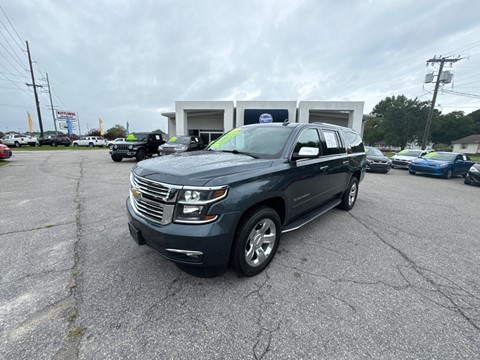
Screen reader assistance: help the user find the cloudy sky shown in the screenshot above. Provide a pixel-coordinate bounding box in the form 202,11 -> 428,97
1,0 -> 479,135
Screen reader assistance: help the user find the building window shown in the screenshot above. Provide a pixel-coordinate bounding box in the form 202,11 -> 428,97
461,144 -> 467,149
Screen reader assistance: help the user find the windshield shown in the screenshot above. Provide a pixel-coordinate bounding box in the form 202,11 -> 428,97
366,147 -> 384,156
167,136 -> 191,145
208,125 -> 293,159
127,133 -> 149,142
397,149 -> 423,157
423,152 -> 456,161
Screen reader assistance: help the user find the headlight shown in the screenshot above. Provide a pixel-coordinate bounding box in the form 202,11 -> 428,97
128,145 -> 133,150
175,186 -> 228,223
158,145 -> 164,150
470,166 -> 479,173
436,163 -> 448,168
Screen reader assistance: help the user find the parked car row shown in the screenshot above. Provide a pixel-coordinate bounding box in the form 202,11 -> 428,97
366,146 -> 479,187
1,134 -> 37,147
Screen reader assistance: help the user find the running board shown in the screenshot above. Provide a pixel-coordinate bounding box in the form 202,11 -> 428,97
282,198 -> 341,233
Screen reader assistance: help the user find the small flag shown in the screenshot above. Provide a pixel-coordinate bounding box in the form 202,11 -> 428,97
126,121 -> 129,135
99,118 -> 104,136
27,112 -> 33,133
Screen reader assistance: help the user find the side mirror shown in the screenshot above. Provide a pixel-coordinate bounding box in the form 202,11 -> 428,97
293,147 -> 319,160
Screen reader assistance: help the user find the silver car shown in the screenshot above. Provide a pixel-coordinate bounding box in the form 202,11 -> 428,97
391,149 -> 432,169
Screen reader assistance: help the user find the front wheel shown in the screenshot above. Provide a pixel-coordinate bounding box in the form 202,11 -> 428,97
338,177 -> 358,211
136,149 -> 146,162
232,206 -> 281,276
111,155 -> 122,162
409,170 -> 416,175
444,169 -> 453,179
14,141 -> 20,147
73,143 -> 78,147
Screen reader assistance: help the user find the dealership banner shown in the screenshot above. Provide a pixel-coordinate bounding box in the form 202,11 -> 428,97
56,110 -> 78,133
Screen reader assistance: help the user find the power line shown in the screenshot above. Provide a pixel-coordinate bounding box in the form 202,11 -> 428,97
0,47 -> 26,76
0,3 -> 25,49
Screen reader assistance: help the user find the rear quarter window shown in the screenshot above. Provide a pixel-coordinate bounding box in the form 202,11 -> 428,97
344,130 -> 365,153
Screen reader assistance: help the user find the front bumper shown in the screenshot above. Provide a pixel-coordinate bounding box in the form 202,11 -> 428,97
126,198 -> 238,268
391,160 -> 412,169
366,162 -> 391,173
0,150 -> 12,159
465,172 -> 480,186
110,150 -> 136,158
409,164 -> 446,176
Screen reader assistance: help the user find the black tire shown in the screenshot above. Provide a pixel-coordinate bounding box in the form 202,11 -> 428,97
464,177 -> 470,184
409,170 -> 415,175
111,155 -> 122,162
14,141 -> 20,147
338,177 -> 358,211
73,143 -> 78,147
444,169 -> 453,179
232,206 -> 281,276
136,149 -> 146,162
52,142 -> 57,147
89,143 -> 94,147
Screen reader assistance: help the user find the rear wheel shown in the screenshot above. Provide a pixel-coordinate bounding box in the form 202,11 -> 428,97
73,143 -> 78,147
89,142 -> 94,147
52,142 -> 57,147
136,149 -> 146,162
232,206 -> 281,276
338,177 -> 358,210
111,155 -> 122,162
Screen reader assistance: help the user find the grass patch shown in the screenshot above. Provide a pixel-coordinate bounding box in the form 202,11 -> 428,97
68,310 -> 78,322
68,326 -> 85,337
0,160 -> 9,166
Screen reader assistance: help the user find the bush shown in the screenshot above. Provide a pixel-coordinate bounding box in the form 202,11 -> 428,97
433,143 -> 453,152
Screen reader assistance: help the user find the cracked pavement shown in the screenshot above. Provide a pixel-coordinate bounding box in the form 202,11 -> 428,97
1,150 -> 479,359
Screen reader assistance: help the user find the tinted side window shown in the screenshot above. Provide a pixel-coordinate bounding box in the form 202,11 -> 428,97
321,130 -> 346,155
293,128 -> 321,155
344,130 -> 365,153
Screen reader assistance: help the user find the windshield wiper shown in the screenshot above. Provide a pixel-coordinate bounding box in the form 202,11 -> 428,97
215,149 -> 258,159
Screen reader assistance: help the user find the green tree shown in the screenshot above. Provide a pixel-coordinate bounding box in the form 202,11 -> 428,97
88,129 -> 101,136
466,109 -> 480,133
104,124 -> 127,140
430,111 -> 475,144
362,117 -> 385,146
371,95 -> 431,149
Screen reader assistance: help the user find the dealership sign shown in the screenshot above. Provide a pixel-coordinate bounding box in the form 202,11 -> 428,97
56,110 -> 77,134
259,113 -> 273,123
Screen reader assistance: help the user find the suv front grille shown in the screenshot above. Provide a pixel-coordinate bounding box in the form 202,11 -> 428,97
116,144 -> 130,151
130,173 -> 180,225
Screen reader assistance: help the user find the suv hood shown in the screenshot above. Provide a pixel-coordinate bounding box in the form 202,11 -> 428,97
133,151 -> 274,186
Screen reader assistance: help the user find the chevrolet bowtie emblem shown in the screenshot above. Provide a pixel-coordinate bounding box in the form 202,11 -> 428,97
131,188 -> 141,199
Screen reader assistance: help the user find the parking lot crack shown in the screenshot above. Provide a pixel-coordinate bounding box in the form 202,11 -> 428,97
0,221 -> 77,236
54,156 -> 85,360
350,212 -> 480,332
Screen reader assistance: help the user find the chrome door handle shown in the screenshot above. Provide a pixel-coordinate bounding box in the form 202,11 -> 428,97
343,161 -> 349,165
320,166 -> 329,172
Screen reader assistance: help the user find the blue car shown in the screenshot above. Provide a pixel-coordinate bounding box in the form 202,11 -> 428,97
408,151 -> 475,179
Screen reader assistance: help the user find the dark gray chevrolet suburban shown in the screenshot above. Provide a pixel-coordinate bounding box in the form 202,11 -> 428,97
126,122 -> 367,276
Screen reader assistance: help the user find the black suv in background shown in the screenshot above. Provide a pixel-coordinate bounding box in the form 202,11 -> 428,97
38,134 -> 71,147
158,135 -> 206,156
127,122 -> 367,277
110,132 -> 165,162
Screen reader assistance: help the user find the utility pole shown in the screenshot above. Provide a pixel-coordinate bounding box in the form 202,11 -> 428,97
45,73 -> 58,135
25,41 -> 44,138
421,56 -> 462,149
77,112 -> 82,136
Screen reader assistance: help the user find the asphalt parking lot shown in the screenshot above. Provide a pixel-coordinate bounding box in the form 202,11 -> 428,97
1,150 -> 479,359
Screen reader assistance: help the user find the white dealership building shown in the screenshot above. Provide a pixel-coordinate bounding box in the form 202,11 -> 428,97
162,100 -> 368,143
